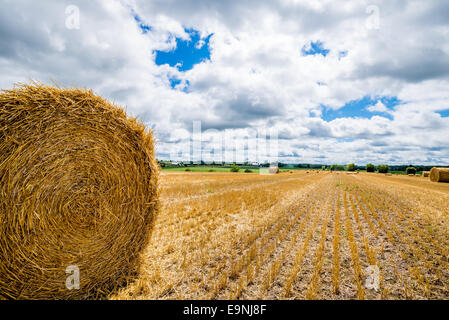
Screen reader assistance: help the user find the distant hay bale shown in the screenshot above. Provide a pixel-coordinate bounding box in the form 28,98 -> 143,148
385,173 -> 392,176
430,167 -> 449,183
0,83 -> 159,299
269,166 -> 280,174
422,171 -> 430,178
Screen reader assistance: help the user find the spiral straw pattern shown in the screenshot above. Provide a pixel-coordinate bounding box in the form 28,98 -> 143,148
430,167 -> 449,183
0,83 -> 159,299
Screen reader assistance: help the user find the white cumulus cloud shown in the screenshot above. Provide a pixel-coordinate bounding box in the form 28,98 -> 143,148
1,0 -> 449,165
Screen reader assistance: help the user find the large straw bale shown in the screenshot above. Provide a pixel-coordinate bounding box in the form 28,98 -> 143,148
269,166 -> 279,174
430,167 -> 449,183
0,83 -> 159,299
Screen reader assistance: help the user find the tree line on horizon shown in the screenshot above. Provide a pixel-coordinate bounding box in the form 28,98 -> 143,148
324,163 -> 438,174
158,160 -> 444,173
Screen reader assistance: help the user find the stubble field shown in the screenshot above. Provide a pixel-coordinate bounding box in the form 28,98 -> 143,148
113,171 -> 449,300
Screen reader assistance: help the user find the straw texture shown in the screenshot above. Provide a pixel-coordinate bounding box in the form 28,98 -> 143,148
0,83 -> 159,299
269,167 -> 280,174
430,167 -> 449,183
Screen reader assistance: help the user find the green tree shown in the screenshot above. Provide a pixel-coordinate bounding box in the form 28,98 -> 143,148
230,164 -> 240,172
330,164 -> 345,171
346,163 -> 356,171
366,163 -> 375,172
406,167 -> 417,175
377,164 -> 389,173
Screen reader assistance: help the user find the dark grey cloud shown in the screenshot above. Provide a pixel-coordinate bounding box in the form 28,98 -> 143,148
279,151 -> 300,158
406,0 -> 449,27
205,93 -> 284,129
196,119 -> 250,131
371,140 -> 389,147
424,146 -> 444,151
0,0 -> 141,88
278,129 -> 298,140
136,0 -> 267,33
110,87 -> 140,102
357,48 -> 449,83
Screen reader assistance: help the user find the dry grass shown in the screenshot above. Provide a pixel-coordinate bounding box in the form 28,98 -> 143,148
0,83 -> 159,299
112,171 -> 449,300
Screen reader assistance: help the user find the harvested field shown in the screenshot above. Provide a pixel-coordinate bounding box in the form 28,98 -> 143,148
113,171 -> 449,300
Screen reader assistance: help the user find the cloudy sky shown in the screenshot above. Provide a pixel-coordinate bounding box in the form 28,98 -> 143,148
1,0 -> 449,165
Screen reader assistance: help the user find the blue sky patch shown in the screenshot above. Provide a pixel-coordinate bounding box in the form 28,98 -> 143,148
169,78 -> 181,88
155,29 -> 213,71
169,78 -> 190,92
436,109 -> 449,117
134,15 -> 151,34
338,51 -> 348,59
321,96 -> 402,121
130,8 -> 152,34
302,41 -> 330,57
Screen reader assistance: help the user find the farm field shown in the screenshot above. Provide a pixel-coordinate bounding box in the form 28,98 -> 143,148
162,166 -> 238,172
113,171 -> 449,300
161,166 -> 295,173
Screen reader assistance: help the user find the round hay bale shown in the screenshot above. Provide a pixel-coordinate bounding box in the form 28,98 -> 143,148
0,83 -> 159,299
269,166 -> 279,174
430,167 -> 449,183
422,171 -> 430,178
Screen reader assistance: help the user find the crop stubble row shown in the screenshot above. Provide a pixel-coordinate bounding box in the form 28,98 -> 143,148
113,172 -> 449,300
